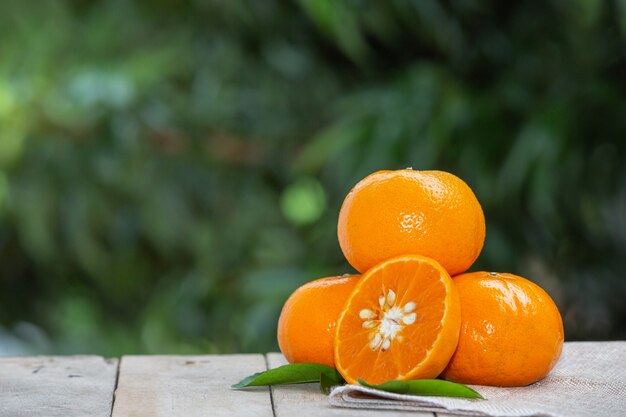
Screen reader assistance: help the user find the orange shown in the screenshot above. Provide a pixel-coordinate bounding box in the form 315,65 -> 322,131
441,271 -> 564,386
337,169 -> 485,276
334,255 -> 461,384
277,274 -> 360,367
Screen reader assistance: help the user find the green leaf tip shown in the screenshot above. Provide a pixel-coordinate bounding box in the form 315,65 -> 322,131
358,378 -> 484,399
231,371 -> 264,389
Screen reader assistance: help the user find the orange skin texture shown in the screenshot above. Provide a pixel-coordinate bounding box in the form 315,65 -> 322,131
334,255 -> 461,385
441,272 -> 564,387
338,169 -> 486,276
277,275 -> 361,367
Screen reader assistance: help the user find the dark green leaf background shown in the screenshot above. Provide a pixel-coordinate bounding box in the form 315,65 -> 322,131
0,0 -> 625,355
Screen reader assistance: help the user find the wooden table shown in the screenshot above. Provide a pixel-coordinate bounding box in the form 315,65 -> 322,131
0,352 -> 435,417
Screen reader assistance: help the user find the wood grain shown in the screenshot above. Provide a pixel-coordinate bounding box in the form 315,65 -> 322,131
0,356 -> 118,417
111,354 -> 273,417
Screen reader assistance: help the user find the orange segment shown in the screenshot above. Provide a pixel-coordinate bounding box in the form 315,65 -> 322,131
334,255 -> 461,385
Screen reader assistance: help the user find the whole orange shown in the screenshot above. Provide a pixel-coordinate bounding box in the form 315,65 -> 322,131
441,271 -> 564,386
277,274 -> 360,367
338,169 -> 485,275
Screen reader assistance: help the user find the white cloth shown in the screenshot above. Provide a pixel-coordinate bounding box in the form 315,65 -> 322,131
329,341 -> 626,417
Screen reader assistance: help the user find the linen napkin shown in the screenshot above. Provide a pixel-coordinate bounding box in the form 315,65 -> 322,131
329,341 -> 626,417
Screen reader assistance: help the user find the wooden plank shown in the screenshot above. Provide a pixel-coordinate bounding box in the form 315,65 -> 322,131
0,355 -> 118,417
266,353 -> 435,417
111,354 -> 273,417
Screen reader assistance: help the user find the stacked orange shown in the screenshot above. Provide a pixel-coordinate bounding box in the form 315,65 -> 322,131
277,169 -> 564,387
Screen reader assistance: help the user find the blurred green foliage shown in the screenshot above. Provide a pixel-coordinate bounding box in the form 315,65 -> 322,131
1,0 -> 625,355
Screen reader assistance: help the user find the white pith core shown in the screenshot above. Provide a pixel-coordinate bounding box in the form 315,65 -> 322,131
359,289 -> 417,352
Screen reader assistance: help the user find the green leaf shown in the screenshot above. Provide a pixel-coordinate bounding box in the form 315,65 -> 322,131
232,363 -> 344,389
358,378 -> 484,399
320,370 -> 345,395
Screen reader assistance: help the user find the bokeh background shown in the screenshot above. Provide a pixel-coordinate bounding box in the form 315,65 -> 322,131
1,0 -> 625,356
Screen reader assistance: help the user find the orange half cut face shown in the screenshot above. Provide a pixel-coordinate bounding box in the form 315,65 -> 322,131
334,255 -> 461,385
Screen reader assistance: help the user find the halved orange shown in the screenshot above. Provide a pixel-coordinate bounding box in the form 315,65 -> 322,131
334,255 -> 461,384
